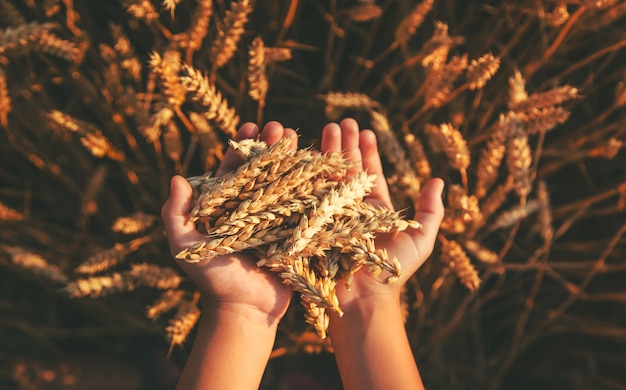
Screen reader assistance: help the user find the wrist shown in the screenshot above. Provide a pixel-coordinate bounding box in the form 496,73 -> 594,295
329,292 -> 403,333
200,298 -> 282,330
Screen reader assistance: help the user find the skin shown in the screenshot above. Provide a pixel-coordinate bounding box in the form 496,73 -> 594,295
322,118 -> 444,390
162,119 -> 445,390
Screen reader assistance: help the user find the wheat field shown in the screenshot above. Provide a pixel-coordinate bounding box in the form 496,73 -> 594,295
1,1 -> 625,389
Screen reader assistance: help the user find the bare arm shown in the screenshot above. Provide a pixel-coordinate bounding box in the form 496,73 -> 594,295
321,119 -> 445,390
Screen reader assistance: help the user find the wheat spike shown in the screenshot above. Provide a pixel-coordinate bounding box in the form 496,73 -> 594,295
475,114 -> 509,199
439,236 -> 480,292
0,22 -> 53,57
181,64 -> 240,137
347,4 -> 383,22
536,181 -> 554,243
189,111 -> 224,170
76,243 -> 130,275
441,184 -> 482,234
125,0 -> 159,23
323,92 -> 378,119
425,122 -> 470,171
404,133 -> 431,180
149,50 -> 187,109
163,0 -> 182,18
463,240 -> 499,264
37,32 -> 82,63
0,0 -> 26,27
480,178 -> 514,222
248,37 -> 268,101
264,47 -> 292,63
508,70 -> 528,107
167,296 -> 201,353
186,0 -> 213,54
66,273 -> 132,298
524,106 -> 571,135
143,105 -> 174,143
3,246 -> 67,284
394,0 -> 434,46
80,131 -> 125,162
511,85 -> 578,112
506,118 -> 532,199
490,200 -> 540,231
110,24 -> 142,81
147,289 -> 185,320
210,0 -> 253,69
466,53 -> 500,90
112,212 -> 157,235
0,66 -> 10,127
303,301 -> 330,339
424,55 -> 468,108
421,22 -> 462,71
0,201 -> 24,221
126,263 -> 182,290
544,3 -> 569,27
163,121 -> 183,164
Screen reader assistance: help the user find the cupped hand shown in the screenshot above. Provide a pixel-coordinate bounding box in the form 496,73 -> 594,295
320,118 -> 445,313
161,122 -> 297,326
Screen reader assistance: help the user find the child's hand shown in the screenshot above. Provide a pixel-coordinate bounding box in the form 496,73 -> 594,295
320,118 -> 445,316
161,122 -> 297,326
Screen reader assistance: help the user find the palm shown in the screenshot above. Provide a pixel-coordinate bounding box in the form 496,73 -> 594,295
320,119 -> 444,313
162,122 -> 297,323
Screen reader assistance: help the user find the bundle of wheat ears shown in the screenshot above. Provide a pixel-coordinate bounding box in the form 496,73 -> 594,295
178,136 -> 421,337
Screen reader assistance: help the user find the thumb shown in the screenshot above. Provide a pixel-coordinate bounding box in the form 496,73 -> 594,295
161,175 -> 203,254
410,178 -> 445,259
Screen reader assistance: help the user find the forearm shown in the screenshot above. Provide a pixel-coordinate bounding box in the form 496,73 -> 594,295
176,303 -> 278,390
329,297 -> 424,390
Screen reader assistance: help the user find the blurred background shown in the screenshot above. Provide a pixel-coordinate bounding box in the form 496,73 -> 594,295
1,0 -> 625,389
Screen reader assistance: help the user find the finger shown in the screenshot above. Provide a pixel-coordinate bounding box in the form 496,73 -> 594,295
321,122 -> 342,154
410,178 -> 445,258
260,121 -> 286,145
161,175 -> 206,255
359,129 -> 393,209
283,127 -> 299,150
216,122 -> 259,176
340,118 -> 362,178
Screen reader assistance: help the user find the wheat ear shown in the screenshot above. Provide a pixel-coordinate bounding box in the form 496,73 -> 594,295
210,0 -> 253,69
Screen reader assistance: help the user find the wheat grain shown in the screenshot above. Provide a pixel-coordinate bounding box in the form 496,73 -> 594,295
210,0 -> 253,69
